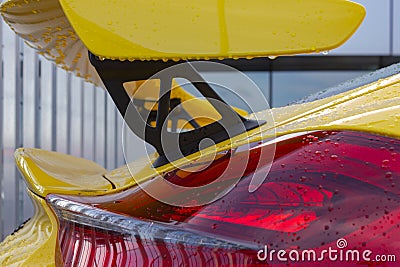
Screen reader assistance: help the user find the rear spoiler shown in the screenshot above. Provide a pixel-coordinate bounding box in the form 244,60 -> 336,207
1,0 -> 365,85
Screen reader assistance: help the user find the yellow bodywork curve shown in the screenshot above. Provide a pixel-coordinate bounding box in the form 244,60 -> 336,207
0,191 -> 57,267
15,148 -> 113,197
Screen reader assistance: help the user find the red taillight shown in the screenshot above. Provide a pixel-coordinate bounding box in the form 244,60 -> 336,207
49,197 -> 259,266
48,131 -> 400,266
57,221 -> 258,266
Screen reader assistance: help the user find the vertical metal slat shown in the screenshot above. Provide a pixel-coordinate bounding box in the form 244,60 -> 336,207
34,54 -> 41,148
14,37 -> 23,225
93,85 -> 97,162
80,80 -> 84,158
51,64 -> 57,151
269,71 -> 273,107
0,20 -> 4,239
66,73 -> 72,154
104,90 -> 108,169
390,0 -> 394,55
114,108 -> 118,169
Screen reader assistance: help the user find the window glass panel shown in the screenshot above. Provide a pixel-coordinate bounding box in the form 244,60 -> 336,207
272,71 -> 368,107
200,71 -> 270,113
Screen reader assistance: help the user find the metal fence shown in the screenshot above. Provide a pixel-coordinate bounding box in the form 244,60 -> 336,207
0,21 -> 127,239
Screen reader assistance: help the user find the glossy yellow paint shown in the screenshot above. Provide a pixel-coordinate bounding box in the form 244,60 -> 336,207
0,190 -> 57,267
15,148 -> 113,197
58,0 -> 365,61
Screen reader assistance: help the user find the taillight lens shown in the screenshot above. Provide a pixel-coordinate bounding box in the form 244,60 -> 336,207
51,201 -> 257,266
48,131 -> 400,266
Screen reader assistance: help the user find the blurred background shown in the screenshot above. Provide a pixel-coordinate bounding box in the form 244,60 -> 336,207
0,0 -> 399,239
